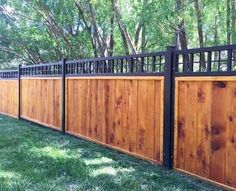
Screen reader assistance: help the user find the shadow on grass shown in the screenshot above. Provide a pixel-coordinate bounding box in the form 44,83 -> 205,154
0,115 -> 224,191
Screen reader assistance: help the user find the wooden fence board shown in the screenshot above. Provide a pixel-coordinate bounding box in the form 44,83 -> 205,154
121,80 -> 129,151
196,81 -> 211,178
66,79 -> 73,132
137,80 -> 147,156
184,81 -> 198,174
154,80 -> 163,162
175,81 -> 186,169
98,80 -> 106,143
225,82 -> 236,187
145,80 -> 155,159
210,81 -> 227,184
127,80 -> 138,153
105,80 -> 116,146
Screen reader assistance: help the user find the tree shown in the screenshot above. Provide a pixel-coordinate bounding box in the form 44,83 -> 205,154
175,0 -> 188,49
194,0 -> 206,69
0,0 -> 235,68
111,0 -> 137,54
231,0 -> 236,43
227,0 -> 231,44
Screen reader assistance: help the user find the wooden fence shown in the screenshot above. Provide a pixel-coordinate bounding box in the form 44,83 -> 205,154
0,44 -> 236,190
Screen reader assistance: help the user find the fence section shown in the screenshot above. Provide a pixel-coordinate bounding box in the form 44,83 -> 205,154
0,45 -> 236,190
66,76 -> 164,163
21,78 -> 62,129
174,44 -> 236,189
0,79 -> 18,117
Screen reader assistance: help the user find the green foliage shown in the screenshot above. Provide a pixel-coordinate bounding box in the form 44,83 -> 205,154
0,0 -> 233,68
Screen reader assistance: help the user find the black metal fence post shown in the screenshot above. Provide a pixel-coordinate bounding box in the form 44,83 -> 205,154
163,45 -> 175,169
18,64 -> 22,119
61,58 -> 66,134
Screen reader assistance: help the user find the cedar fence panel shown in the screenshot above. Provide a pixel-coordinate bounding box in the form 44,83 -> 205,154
66,76 -> 164,164
174,77 -> 236,189
20,78 -> 61,130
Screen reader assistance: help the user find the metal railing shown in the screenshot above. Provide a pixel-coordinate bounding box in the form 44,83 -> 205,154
66,52 -> 165,76
21,62 -> 62,77
175,44 -> 236,76
0,70 -> 18,79
1,44 -> 236,79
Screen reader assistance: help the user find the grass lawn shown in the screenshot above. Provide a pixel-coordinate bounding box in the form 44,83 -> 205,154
0,114 -> 224,191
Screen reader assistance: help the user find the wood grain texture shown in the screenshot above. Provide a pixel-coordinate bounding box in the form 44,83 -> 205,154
225,82 -> 236,187
210,81 -> 227,184
0,80 -> 18,117
196,81 -> 211,178
66,77 -> 164,163
21,78 -> 61,129
174,77 -> 236,189
184,81 -> 198,174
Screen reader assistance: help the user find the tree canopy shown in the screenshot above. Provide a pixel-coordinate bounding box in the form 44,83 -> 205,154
0,0 -> 235,68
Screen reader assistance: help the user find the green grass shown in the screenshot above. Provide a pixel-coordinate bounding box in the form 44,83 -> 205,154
0,114 -> 224,191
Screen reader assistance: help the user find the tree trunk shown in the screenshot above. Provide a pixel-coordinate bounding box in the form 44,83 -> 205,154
214,16 -> 219,61
87,1 -> 107,57
214,16 -> 218,46
134,21 -> 142,49
141,24 -> 146,52
75,1 -> 98,57
231,0 -> 236,43
194,0 -> 204,48
178,20 -> 188,49
141,0 -> 147,52
175,0 -> 188,50
194,0 -> 206,70
111,0 -> 137,54
231,0 -> 236,63
107,14 -> 115,72
227,0 -> 231,44
108,13 -> 115,57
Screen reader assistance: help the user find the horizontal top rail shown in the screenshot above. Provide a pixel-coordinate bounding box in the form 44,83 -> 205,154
1,44 -> 236,79
21,62 -> 61,68
20,62 -> 62,77
66,51 -> 166,64
174,44 -> 236,54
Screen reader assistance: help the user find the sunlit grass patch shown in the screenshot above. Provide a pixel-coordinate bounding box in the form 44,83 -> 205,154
84,157 -> 113,165
29,146 -> 69,159
0,114 -> 224,191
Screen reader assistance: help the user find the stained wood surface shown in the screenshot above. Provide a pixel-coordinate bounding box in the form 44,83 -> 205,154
0,80 -> 18,117
21,78 -> 61,129
66,77 -> 164,163
174,77 -> 236,189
